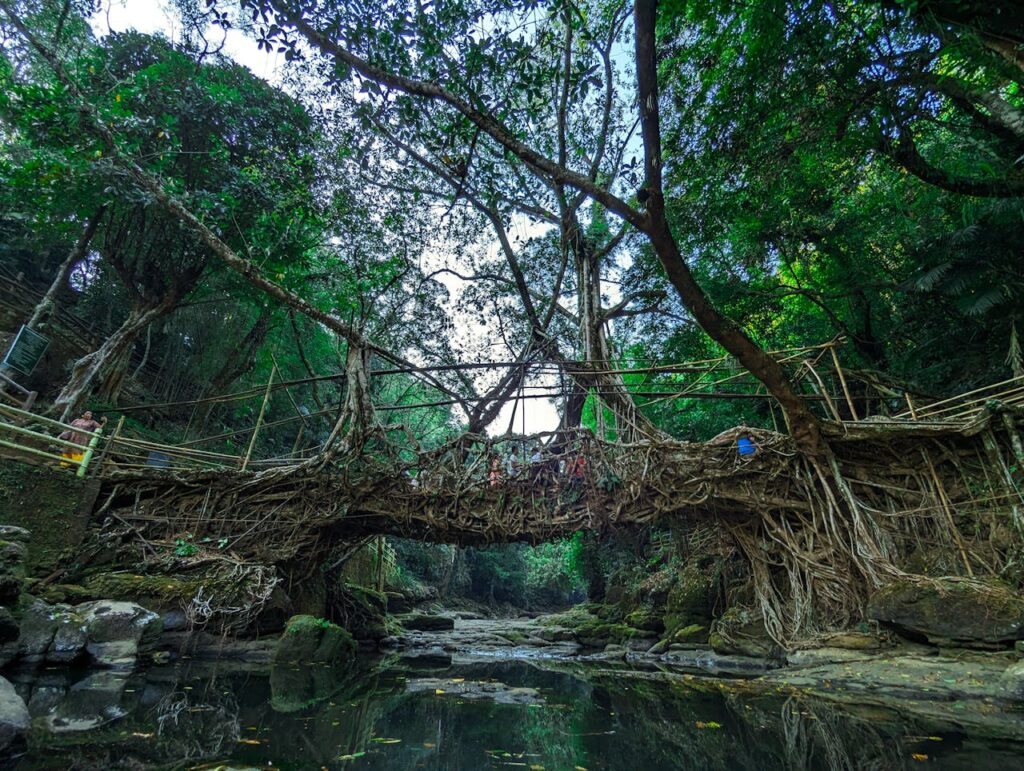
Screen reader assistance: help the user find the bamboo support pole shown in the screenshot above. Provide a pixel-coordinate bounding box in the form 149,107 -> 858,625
0,437 -> 69,465
829,345 -> 859,421
0,420 -> 100,451
242,364 -> 276,472
94,415 -> 125,469
802,359 -> 843,422
904,393 -> 919,420
77,427 -> 104,478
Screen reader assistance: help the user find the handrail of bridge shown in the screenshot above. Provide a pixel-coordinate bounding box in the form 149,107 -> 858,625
0,403 -> 105,477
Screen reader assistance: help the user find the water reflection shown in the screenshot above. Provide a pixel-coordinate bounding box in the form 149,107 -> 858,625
4,655 -> 1023,769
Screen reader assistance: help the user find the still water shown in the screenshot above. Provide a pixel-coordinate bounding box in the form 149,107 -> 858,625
4,654 -> 1024,770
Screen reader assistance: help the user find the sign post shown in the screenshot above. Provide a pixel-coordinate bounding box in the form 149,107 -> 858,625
2,326 -> 49,376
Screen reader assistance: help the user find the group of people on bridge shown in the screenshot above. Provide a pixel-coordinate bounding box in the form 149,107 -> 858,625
487,442 -> 589,490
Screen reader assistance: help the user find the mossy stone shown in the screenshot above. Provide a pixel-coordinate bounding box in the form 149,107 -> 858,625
867,577 -> 1024,647
274,615 -> 355,664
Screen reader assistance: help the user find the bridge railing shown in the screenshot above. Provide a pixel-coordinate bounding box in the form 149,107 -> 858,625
0,403 -> 104,477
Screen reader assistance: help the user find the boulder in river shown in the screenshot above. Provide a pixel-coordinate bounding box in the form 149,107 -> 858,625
80,601 -> 163,668
274,615 -> 356,664
867,577 -> 1024,647
709,605 -> 778,658
0,676 -> 29,752
400,613 -> 456,632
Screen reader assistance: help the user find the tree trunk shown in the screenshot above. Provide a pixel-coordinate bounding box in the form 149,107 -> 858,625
564,216 -> 657,441
26,206 -> 105,332
633,0 -> 825,455
52,300 -> 169,421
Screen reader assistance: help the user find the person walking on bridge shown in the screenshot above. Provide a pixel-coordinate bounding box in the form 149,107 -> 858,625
58,410 -> 106,466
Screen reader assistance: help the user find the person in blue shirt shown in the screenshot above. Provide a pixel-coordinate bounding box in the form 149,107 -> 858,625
737,428 -> 759,458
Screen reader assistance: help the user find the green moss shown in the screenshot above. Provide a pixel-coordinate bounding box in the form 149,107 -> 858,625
0,459 -> 96,574
275,614 -> 356,664
625,608 -> 665,634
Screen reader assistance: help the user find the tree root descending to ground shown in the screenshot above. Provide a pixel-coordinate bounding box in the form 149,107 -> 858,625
83,409 -> 1024,645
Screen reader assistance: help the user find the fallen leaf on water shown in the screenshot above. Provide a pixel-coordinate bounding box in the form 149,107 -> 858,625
529,765 -> 545,770
338,752 -> 366,761
129,732 -> 153,738
372,738 -> 402,744
435,689 -> 445,694
695,721 -> 722,729
575,767 -> 589,771
237,738 -> 262,745
451,678 -> 465,683
928,736 -> 943,741
423,742 -> 436,749
911,753 -> 928,761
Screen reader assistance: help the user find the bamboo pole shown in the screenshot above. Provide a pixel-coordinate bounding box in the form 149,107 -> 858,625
94,415 -> 125,470
904,393 -> 919,420
77,426 -> 104,478
241,364 -> 275,471
829,345 -> 859,421
802,359 -> 843,422
0,437 -> 69,465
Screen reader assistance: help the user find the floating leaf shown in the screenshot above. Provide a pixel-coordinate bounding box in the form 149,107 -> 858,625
423,742 -> 436,749
695,721 -> 722,729
911,753 -> 928,761
338,752 -> 366,761
237,738 -> 262,745
434,689 -> 445,694
371,738 -> 402,744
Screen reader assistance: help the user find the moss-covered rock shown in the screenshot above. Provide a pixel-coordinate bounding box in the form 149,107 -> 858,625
0,460 -> 96,573
867,577 -> 1024,647
709,606 -> 776,658
625,608 -> 665,634
399,613 -> 455,631
333,585 -> 389,640
662,564 -> 715,639
274,615 -> 356,664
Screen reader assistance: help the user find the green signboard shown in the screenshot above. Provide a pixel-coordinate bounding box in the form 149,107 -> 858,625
2,325 -> 49,376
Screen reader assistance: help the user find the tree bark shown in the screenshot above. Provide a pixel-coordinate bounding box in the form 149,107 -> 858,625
52,298 -> 171,420
26,205 -> 105,331
632,0 -> 825,453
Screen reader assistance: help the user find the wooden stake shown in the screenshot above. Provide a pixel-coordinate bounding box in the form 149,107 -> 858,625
242,365 -> 275,471
829,345 -> 859,421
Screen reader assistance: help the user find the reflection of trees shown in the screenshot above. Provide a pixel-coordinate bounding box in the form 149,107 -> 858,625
153,681 -> 240,762
778,697 -> 905,771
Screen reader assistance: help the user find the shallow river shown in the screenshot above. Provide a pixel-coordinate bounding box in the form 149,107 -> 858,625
6,649 -> 1024,770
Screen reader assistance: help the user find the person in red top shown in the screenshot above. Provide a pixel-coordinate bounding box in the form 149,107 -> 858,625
58,411 -> 106,466
568,452 -> 587,485
488,453 -> 502,488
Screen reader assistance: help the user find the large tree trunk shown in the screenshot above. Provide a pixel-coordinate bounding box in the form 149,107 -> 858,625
52,299 -> 170,420
633,0 -> 825,455
564,217 -> 655,441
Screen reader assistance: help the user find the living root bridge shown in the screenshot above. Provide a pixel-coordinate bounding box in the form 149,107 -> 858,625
93,409 -> 1024,567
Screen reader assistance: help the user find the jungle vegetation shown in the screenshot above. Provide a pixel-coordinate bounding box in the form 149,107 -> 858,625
0,0 -> 1022,606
